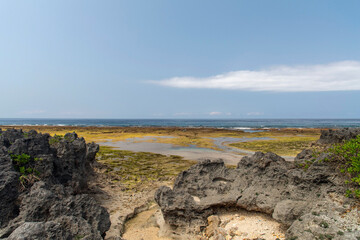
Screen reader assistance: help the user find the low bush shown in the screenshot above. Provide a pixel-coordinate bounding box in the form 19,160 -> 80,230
10,153 -> 40,188
325,135 -> 360,198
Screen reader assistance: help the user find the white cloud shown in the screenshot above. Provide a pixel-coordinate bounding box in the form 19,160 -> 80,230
151,61 -> 360,92
209,111 -> 222,116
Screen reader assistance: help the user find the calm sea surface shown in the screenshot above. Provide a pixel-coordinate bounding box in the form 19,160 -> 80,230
0,119 -> 360,129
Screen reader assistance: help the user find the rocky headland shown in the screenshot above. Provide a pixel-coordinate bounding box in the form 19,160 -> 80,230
0,128 -> 111,239
155,128 -> 360,239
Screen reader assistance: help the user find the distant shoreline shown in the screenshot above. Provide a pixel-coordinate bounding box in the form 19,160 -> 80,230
0,125 -> 327,131
0,118 -> 359,129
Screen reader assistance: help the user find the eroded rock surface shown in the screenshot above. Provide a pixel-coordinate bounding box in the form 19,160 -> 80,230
0,128 -> 110,239
317,127 -> 360,144
156,129 -> 360,239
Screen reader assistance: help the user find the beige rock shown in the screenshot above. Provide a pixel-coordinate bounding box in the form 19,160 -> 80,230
205,215 -> 221,237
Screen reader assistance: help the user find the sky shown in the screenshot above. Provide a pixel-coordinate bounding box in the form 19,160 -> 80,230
1,0 -> 360,119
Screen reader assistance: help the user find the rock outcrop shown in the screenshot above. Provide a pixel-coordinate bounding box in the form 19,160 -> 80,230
317,127 -> 360,144
0,128 -> 110,239
156,129 -> 360,239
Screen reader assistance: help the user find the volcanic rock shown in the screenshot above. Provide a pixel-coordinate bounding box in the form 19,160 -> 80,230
317,127 -> 360,144
0,128 -> 110,239
155,150 -> 359,239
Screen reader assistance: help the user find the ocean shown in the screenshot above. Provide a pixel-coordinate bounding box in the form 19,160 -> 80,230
0,118 -> 360,129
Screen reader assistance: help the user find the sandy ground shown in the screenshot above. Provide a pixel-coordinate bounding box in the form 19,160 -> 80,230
122,205 -> 286,240
217,209 -> 286,240
122,205 -> 172,240
90,164 -> 173,239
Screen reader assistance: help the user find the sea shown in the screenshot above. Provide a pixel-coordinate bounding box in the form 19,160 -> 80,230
0,118 -> 360,129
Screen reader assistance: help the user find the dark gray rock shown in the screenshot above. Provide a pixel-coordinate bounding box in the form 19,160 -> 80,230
155,151 -> 359,239
0,129 -> 110,239
317,128 -> 360,144
0,154 -> 19,228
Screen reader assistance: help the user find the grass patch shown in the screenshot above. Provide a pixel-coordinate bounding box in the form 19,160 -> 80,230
96,146 -> 196,190
229,136 -> 318,156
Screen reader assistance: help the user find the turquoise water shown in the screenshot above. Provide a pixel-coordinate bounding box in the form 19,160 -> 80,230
1,118 -> 360,128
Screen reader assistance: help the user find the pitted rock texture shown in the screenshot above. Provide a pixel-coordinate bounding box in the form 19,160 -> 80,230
317,127 -> 360,144
155,152 -> 360,239
0,128 -> 110,239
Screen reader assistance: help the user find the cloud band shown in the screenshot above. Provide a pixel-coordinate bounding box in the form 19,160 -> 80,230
151,61 -> 360,92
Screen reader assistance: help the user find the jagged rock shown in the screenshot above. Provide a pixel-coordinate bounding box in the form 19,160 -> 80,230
155,151 -> 359,239
0,129 -> 110,239
317,128 -> 360,144
0,154 -> 19,228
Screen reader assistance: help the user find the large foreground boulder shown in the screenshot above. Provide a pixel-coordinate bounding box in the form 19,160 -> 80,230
156,149 -> 360,239
0,128 -> 110,239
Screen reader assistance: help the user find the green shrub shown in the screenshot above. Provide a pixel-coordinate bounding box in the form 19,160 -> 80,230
11,153 -> 31,166
49,135 -> 64,145
327,135 -> 360,198
10,153 -> 40,188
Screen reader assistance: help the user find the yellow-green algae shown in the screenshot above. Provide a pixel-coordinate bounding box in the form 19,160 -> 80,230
229,136 -> 318,156
4,126 -> 321,156
96,146 -> 196,190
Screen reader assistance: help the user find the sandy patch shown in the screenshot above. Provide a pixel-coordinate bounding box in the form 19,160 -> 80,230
121,206 -> 286,240
123,205 -> 172,240
217,209 -> 286,240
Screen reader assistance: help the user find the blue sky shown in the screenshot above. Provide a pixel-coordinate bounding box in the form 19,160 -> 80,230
1,0 -> 360,118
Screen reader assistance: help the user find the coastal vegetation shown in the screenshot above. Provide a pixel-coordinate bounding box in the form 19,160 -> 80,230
297,133 -> 360,199
10,153 -> 40,188
49,134 -> 64,144
324,136 -> 360,198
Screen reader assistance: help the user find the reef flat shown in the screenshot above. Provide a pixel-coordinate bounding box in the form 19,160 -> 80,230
1,126 -> 321,159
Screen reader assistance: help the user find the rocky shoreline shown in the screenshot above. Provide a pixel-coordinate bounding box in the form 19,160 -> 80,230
155,129 -> 360,240
0,127 -> 359,239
